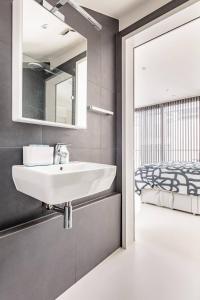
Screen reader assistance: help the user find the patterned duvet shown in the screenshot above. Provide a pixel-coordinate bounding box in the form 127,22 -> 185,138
135,162 -> 200,196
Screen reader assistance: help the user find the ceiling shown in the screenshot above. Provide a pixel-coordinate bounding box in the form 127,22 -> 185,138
78,0 -> 146,19
134,17 -> 200,108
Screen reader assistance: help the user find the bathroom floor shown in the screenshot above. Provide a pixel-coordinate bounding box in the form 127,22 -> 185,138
57,196 -> 200,300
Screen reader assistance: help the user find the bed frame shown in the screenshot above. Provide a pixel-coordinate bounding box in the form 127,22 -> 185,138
141,188 -> 200,215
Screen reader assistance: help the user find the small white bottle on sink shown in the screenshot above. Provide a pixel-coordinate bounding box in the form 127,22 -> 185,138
23,145 -> 54,166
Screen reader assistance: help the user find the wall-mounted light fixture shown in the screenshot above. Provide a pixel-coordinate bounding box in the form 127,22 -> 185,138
51,0 -> 103,31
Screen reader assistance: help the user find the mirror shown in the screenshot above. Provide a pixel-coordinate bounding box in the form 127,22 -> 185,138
12,0 -> 87,129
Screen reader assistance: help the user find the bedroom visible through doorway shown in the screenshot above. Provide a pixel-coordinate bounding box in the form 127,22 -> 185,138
133,2 -> 200,234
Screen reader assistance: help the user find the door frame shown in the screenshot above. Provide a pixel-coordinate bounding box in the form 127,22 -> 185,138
117,0 -> 199,248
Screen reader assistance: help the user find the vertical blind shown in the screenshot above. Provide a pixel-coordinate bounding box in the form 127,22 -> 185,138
135,97 -> 200,169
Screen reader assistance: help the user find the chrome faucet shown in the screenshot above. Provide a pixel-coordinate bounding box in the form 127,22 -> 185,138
54,143 -> 69,164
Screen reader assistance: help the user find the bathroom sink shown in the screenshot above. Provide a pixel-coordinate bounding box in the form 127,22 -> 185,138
12,162 -> 117,205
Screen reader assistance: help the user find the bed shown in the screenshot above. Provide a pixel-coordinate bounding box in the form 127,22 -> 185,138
135,162 -> 200,214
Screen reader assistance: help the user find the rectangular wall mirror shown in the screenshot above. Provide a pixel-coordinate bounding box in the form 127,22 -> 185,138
12,0 -> 87,129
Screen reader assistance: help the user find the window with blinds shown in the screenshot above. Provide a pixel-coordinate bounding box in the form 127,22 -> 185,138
135,97 -> 200,168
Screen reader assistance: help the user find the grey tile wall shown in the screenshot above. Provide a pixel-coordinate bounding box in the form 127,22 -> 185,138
75,194 -> 121,280
0,193 -> 121,300
116,35 -> 122,193
23,69 -> 46,120
0,0 -> 119,229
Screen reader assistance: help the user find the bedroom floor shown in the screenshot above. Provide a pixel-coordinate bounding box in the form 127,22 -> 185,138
57,195 -> 200,300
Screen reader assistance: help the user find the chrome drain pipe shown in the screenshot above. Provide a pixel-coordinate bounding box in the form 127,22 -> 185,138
46,202 -> 72,229
64,202 -> 72,229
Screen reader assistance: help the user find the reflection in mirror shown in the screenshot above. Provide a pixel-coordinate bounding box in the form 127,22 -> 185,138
20,0 -> 87,128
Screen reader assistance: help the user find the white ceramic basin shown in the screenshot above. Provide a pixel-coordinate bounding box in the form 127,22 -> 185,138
12,162 -> 117,205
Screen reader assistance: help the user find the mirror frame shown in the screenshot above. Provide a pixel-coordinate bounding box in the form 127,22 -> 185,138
12,0 -> 87,129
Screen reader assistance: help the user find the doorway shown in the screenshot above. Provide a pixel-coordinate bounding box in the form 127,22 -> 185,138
120,0 -> 200,248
